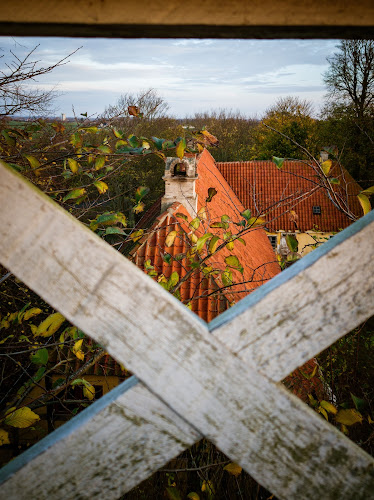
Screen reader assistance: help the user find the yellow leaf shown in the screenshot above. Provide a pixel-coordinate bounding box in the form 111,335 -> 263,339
67,158 -> 79,173
165,230 -> 177,247
93,181 -> 109,194
320,400 -> 337,415
248,217 -> 266,227
225,241 -> 234,251
130,229 -> 144,243
318,407 -> 329,421
368,415 -> 374,424
190,233 -> 198,244
358,193 -> 371,215
29,324 -> 38,335
94,156 -> 105,170
321,159 -> 332,176
198,206 -> 207,220
209,235 -> 220,254
73,339 -> 84,361
35,312 -> 65,337
201,480 -> 215,494
4,407 -> 40,428
83,382 -> 95,401
23,308 -> 42,321
335,409 -> 363,426
223,462 -> 242,477
0,429 -> 10,446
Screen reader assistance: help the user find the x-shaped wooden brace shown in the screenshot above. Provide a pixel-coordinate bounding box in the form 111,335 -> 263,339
0,161 -> 374,500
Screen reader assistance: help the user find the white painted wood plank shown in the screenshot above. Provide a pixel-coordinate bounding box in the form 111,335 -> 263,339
0,377 -> 200,500
210,213 -> 374,382
1,162 -> 374,499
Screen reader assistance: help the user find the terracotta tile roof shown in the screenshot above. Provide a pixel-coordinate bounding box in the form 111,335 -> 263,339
130,149 -> 280,312
216,160 -> 362,232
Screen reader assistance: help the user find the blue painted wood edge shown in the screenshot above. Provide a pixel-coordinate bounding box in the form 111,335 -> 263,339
209,210 -> 374,331
0,375 -> 139,484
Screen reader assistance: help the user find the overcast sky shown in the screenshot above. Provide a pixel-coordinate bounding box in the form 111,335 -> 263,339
0,37 -> 339,118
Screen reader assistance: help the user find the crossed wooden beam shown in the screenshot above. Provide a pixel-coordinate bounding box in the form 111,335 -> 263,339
0,161 -> 374,499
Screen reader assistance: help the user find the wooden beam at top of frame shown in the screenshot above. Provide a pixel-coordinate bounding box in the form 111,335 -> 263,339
0,0 -> 374,38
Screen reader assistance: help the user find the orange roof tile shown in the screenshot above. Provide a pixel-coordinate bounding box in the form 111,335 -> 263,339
216,160 -> 362,232
130,149 -> 280,316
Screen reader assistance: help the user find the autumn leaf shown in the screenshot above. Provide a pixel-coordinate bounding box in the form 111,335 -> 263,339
130,229 -> 144,243
35,313 -> 65,337
63,188 -> 86,203
357,193 -> 371,215
196,233 -> 213,251
128,105 -> 140,117
4,407 -> 40,428
23,308 -> 42,321
187,493 -> 200,500
176,137 -> 186,159
321,159 -> 332,176
83,381 -> 95,401
206,187 -> 217,203
225,255 -> 241,269
165,230 -> 177,247
67,158 -> 79,174
93,181 -> 109,194
335,409 -> 363,426
208,235 -> 220,254
223,462 -> 242,477
73,339 -> 84,361
320,401 -> 337,415
24,155 -> 40,170
0,429 -> 10,446
273,157 -> 284,169
95,156 -> 105,170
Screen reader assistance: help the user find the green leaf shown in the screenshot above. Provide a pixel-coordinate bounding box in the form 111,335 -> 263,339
196,233 -> 213,251
330,178 -> 340,185
175,212 -> 188,221
67,158 -> 79,174
240,209 -> 252,220
206,187 -> 217,202
190,218 -> 200,230
273,156 -> 284,169
33,366 -> 46,383
208,235 -> 220,254
168,272 -> 179,288
176,137 -> 187,159
163,253 -> 172,264
97,145 -> 111,154
350,393 -> 367,412
105,226 -> 126,235
286,234 -> 298,252
128,134 -> 140,148
321,159 -> 332,176
225,255 -> 241,269
358,193 -> 371,215
63,188 -> 86,202
2,130 -> 16,147
95,156 -> 105,170
30,348 -> 49,365
135,186 -> 150,202
151,137 -> 165,150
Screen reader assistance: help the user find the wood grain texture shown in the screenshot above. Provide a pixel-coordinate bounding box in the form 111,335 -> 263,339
211,212 -> 374,382
0,377 -> 199,500
1,0 -> 374,26
1,162 -> 374,499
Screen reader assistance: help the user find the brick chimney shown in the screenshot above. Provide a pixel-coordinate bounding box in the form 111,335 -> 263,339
161,156 -> 198,217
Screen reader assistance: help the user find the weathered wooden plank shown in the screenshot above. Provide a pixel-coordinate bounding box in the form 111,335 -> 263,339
0,377 -> 200,500
210,211 -> 374,382
1,163 -> 374,499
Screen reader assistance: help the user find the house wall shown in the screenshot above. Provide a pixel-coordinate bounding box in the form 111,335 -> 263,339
268,230 -> 335,257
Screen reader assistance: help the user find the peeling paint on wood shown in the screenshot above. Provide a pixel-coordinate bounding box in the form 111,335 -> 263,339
1,162 -> 374,499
